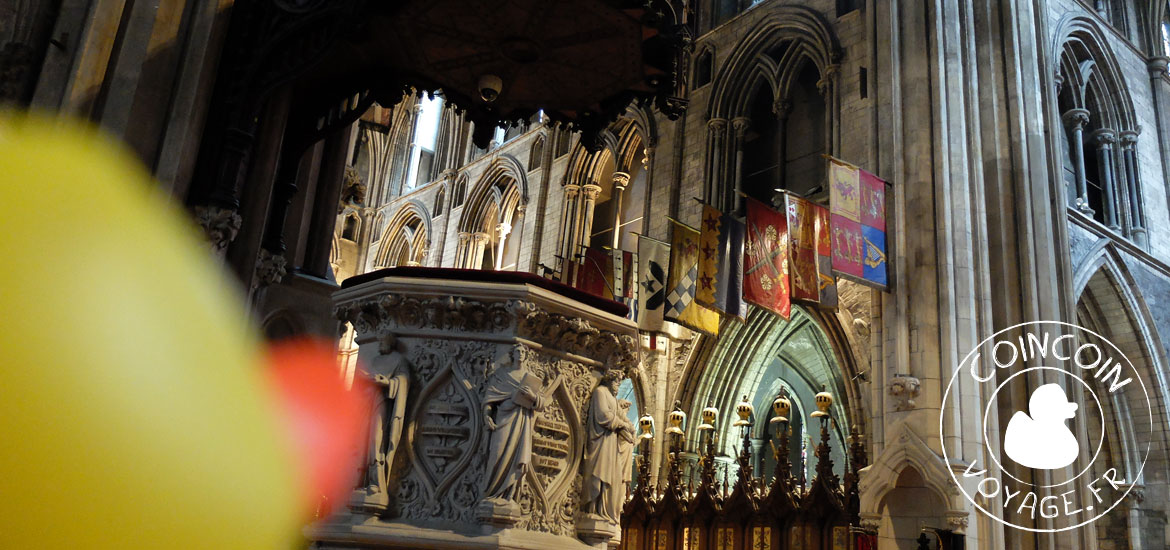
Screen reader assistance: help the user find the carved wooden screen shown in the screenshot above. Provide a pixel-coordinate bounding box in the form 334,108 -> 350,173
622,421 -> 868,550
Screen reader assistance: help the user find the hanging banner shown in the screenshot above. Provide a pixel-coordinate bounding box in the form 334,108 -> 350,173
666,220 -> 721,335
696,204 -> 747,319
636,235 -> 670,331
813,202 -> 838,307
574,247 -> 614,300
743,198 -> 791,320
785,193 -> 820,304
696,205 -> 721,307
829,158 -> 865,279
859,168 -> 888,288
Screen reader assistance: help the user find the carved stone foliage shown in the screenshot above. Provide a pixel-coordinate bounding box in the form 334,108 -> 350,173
518,309 -> 639,372
194,204 -> 243,255
335,295 -> 528,337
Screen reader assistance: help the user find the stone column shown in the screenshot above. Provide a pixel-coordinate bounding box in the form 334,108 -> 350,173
318,274 -> 639,550
494,223 -> 512,270
730,117 -> 750,213
470,232 -> 490,270
577,183 -> 603,253
1119,130 -> 1146,246
609,172 -> 631,249
558,183 -> 582,280
705,118 -> 727,206
773,100 -> 792,204
1062,108 -> 1092,215
1147,57 -> 1170,246
1091,128 -> 1120,230
454,231 -> 471,268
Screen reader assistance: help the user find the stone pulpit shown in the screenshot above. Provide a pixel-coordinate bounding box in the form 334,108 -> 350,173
309,268 -> 639,550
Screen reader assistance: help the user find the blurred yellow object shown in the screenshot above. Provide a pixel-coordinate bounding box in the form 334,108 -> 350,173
0,114 -> 304,548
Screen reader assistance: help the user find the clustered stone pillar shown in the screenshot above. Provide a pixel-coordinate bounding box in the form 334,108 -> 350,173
1062,108 -> 1092,214
1090,128 -> 1120,230
773,100 -> 792,205
454,231 -> 471,267
470,231 -> 490,269
558,183 -> 582,279
705,118 -> 727,206
314,274 -> 640,550
1119,130 -> 1147,246
494,222 -> 512,270
608,172 -> 630,249
730,117 -> 750,213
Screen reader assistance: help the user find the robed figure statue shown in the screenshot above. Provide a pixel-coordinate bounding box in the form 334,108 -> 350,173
481,347 -> 556,504
353,332 -> 410,510
581,371 -> 635,523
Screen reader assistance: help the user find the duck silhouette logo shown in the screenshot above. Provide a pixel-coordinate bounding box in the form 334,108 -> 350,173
1004,383 -> 1080,469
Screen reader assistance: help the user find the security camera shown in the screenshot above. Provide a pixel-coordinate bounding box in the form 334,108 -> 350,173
478,74 -> 502,102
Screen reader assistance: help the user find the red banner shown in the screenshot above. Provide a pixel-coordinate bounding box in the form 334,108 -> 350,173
743,198 -> 790,319
574,247 -> 614,300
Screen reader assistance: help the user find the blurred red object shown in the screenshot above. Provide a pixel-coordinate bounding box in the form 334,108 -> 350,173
265,338 -> 368,515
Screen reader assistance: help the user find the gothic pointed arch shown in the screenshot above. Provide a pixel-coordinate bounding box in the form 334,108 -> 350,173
706,6 -> 840,120
673,305 -> 863,481
1072,248 -> 1170,547
455,157 -> 528,270
1053,15 -> 1147,239
703,6 -> 841,210
374,200 -> 432,268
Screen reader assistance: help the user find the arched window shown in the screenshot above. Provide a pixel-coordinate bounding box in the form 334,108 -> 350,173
434,188 -> 446,217
457,163 -> 525,271
452,175 -> 468,208
555,128 -> 571,158
341,214 -> 359,241
405,94 -> 444,190
1055,19 -> 1145,244
528,136 -> 545,171
1161,4 -> 1170,58
694,47 -> 714,89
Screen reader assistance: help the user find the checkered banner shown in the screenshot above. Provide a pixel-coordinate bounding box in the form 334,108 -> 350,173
665,219 -> 720,335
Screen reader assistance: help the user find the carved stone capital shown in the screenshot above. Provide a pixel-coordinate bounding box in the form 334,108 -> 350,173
582,183 -> 602,200
945,511 -> 969,534
1119,129 -> 1140,148
731,116 -> 751,135
707,117 -> 727,132
773,99 -> 792,118
888,374 -> 921,412
1148,56 -> 1169,79
611,171 -> 630,190
1061,108 -> 1089,130
1090,128 -> 1117,147
254,249 -> 288,288
859,515 -> 881,533
563,183 -> 581,197
194,205 -> 242,255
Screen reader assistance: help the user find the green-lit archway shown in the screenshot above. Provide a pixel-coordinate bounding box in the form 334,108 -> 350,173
676,305 -> 863,485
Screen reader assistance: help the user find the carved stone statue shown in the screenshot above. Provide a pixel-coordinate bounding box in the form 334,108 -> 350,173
352,332 -> 410,511
581,371 -> 635,523
480,346 -> 555,517
615,399 -> 636,511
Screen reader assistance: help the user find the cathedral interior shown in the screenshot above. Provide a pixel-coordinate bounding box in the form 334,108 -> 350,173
5,1 -> 1170,549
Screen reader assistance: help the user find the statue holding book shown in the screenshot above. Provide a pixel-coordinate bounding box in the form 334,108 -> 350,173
480,346 -> 560,510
